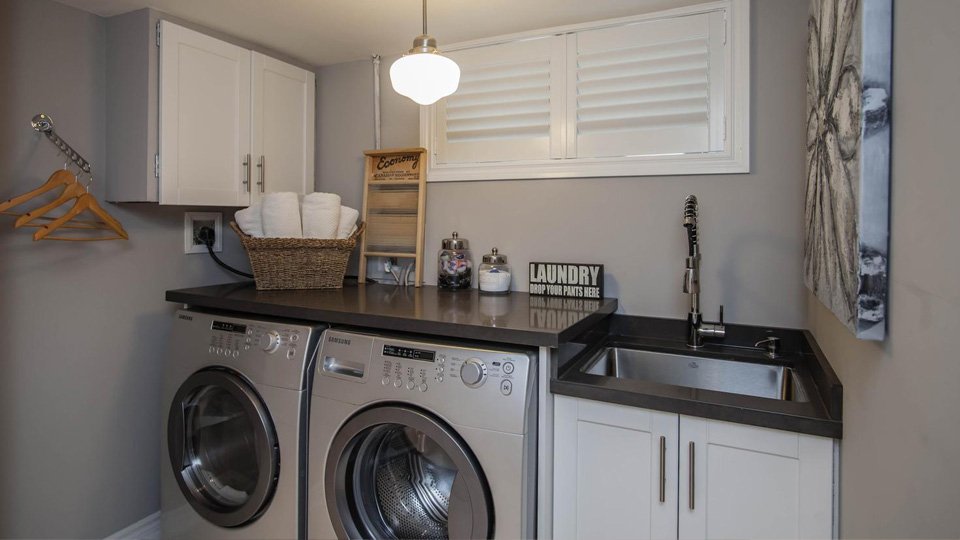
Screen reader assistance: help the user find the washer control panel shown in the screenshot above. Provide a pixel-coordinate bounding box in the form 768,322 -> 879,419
316,329 -> 535,434
375,343 -> 527,398
318,330 -> 531,399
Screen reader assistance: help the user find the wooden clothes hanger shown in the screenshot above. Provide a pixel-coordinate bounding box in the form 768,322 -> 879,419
34,194 -> 128,241
2,113 -> 129,241
0,169 -> 77,213
14,180 -> 87,228
1,169 -> 128,241
33,190 -> 129,241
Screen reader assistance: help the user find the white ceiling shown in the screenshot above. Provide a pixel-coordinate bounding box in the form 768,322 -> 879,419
54,0 -> 702,66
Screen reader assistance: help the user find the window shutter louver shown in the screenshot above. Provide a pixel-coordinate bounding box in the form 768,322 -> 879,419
436,37 -> 563,164
570,13 -> 726,159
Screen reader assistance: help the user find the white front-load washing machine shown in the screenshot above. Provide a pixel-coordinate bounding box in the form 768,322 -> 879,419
308,329 -> 538,540
161,309 -> 324,540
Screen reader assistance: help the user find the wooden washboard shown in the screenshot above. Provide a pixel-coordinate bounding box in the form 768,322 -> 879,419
358,147 -> 427,286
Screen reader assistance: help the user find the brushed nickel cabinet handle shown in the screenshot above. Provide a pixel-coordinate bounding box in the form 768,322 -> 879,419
688,441 -> 695,510
242,154 -> 251,192
659,435 -> 666,503
257,155 -> 265,192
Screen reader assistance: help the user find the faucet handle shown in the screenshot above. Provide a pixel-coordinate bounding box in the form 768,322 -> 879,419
718,304 -> 724,326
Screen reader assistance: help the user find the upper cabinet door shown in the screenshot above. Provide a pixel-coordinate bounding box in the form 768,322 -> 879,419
568,11 -> 726,159
435,35 -> 565,165
678,417 -> 834,540
160,21 -> 251,206
554,396 -> 679,540
251,52 -> 316,203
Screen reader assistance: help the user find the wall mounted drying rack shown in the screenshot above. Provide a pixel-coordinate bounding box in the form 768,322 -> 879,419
31,113 -> 91,175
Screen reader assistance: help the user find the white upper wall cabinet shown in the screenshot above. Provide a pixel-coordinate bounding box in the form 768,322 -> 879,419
251,52 -> 316,203
160,22 -> 315,206
104,10 -> 315,205
421,0 -> 749,182
160,22 -> 252,206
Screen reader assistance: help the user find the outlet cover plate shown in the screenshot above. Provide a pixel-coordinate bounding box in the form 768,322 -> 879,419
185,212 -> 222,254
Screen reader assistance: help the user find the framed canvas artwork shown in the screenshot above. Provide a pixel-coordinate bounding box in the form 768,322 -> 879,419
804,0 -> 893,340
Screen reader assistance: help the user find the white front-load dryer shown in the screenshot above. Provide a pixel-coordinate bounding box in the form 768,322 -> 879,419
308,329 -> 537,540
161,309 -> 324,540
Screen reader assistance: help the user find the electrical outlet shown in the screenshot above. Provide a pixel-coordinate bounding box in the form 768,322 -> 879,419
184,212 -> 222,254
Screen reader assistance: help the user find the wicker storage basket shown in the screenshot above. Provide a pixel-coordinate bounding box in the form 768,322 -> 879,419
230,221 -> 365,290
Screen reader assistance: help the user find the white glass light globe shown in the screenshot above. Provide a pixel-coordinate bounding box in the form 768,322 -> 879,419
390,52 -> 461,106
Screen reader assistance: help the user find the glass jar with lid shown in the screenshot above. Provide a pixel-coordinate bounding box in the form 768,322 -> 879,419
478,247 -> 512,294
437,232 -> 472,290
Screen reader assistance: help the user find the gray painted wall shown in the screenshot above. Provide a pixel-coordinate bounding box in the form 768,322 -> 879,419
806,1 -> 960,538
319,0 -> 810,328
0,0 -> 248,536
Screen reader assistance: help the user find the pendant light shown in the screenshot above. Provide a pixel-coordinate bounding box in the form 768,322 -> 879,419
390,0 -> 461,106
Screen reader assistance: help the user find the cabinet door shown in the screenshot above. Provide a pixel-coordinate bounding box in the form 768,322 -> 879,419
678,417 -> 833,540
251,52 -> 315,202
554,396 -> 678,540
159,21 -> 251,206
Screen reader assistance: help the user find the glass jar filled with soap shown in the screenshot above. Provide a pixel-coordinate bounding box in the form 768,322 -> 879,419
478,247 -> 511,294
438,232 -> 472,290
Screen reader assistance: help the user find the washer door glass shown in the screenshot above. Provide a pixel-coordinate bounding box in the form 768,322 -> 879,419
327,407 -> 492,540
168,369 -> 279,528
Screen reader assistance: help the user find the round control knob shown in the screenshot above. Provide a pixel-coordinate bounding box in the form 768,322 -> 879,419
262,331 -> 281,353
460,358 -> 487,387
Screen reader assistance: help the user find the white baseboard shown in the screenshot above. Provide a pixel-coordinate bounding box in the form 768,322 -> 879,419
104,511 -> 160,540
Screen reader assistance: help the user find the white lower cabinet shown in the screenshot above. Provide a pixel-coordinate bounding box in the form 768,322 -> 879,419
554,396 -> 678,540
554,396 -> 834,540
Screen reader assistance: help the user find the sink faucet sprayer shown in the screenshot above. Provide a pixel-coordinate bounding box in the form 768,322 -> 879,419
682,195 -> 725,348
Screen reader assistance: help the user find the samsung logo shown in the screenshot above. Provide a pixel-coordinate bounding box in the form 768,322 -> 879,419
328,336 -> 352,346
178,314 -> 193,321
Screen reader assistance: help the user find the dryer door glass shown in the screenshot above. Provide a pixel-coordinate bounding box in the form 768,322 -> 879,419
327,406 -> 492,540
168,369 -> 279,528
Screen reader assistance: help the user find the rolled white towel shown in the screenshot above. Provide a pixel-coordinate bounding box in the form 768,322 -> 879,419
302,192 -> 341,239
336,206 -> 360,239
234,203 -> 263,237
261,192 -> 303,238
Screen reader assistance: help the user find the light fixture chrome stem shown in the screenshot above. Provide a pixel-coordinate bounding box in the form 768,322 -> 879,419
423,0 -> 428,36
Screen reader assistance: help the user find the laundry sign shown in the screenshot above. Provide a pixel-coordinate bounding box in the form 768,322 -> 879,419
528,262 -> 604,299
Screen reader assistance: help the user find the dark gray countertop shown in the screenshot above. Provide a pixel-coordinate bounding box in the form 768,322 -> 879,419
166,282 -> 618,347
552,315 -> 844,438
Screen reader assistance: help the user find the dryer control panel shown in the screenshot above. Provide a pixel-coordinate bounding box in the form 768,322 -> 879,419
206,319 -> 304,361
175,309 -> 322,391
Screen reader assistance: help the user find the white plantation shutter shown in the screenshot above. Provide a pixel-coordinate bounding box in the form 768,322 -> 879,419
569,12 -> 726,159
422,2 -> 748,181
436,36 -> 564,164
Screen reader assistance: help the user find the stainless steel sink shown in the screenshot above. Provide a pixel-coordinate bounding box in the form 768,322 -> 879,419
584,347 -> 808,402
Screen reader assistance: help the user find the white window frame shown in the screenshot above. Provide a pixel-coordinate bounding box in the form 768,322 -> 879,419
420,0 -> 750,182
